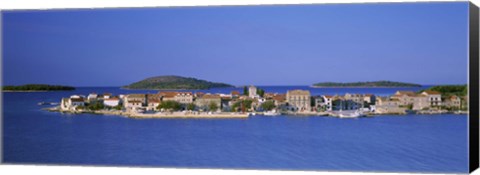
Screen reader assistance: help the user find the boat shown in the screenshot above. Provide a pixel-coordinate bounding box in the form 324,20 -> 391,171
38,102 -> 58,105
337,110 -> 365,118
264,110 -> 281,116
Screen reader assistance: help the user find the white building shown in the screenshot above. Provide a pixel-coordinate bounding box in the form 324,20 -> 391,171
322,95 -> 334,111
421,90 -> 442,107
61,96 -> 85,110
104,97 -> 120,107
87,93 -> 98,102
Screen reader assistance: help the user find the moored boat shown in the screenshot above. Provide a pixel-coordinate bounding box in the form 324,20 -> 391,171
264,110 -> 281,116
335,110 -> 365,118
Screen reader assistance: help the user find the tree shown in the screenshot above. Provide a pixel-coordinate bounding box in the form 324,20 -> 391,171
87,101 -> 104,111
232,99 -> 253,112
243,86 -> 249,96
257,88 -> 265,97
157,100 -> 182,111
208,102 -> 219,111
187,103 -> 196,111
114,104 -> 123,110
261,100 -> 276,111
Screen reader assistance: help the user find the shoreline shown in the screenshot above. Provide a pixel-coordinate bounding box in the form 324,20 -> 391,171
44,107 -> 249,119
44,107 -> 467,119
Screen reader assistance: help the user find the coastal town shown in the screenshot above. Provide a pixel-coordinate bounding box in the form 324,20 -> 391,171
49,85 -> 469,119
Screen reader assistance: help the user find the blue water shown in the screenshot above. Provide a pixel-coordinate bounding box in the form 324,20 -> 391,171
2,86 -> 468,173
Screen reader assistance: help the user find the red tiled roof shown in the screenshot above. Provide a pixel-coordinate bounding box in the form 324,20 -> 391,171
158,91 -> 178,98
148,99 -> 161,103
272,94 -> 286,102
127,94 -> 146,98
104,97 -> 119,101
200,94 -> 221,99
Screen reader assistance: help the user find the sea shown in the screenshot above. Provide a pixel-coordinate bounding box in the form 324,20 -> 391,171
2,86 -> 469,173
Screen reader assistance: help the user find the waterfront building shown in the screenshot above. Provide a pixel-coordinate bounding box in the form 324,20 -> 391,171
124,94 -> 146,110
322,95 -> 334,111
104,97 -> 120,107
375,97 -> 405,114
195,94 -> 222,111
344,93 -> 364,109
392,91 -> 418,106
412,94 -> 429,110
272,94 -> 287,107
125,100 -> 143,110
146,94 -> 162,111
331,96 -> 359,110
174,92 -> 194,104
146,99 -> 160,111
421,90 -> 442,107
286,90 -> 311,111
158,92 -> 177,102
61,96 -> 85,110
444,95 -> 461,109
87,93 -> 98,102
249,85 -> 258,98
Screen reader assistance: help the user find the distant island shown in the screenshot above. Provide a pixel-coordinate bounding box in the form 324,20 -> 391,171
312,81 -> 422,88
123,75 -> 234,90
3,84 -> 75,91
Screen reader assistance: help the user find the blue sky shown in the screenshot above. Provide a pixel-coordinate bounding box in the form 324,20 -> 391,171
2,2 -> 469,86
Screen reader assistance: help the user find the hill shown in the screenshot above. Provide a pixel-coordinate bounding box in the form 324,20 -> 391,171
123,75 -> 233,90
419,85 -> 467,97
312,81 -> 421,87
3,84 -> 75,91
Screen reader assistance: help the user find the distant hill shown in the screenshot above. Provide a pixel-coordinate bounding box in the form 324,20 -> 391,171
312,81 -> 422,87
123,75 -> 234,90
3,84 -> 75,91
419,85 -> 467,97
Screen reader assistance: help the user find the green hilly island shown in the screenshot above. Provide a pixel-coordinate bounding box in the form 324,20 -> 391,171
3,84 -> 75,91
312,81 -> 421,87
123,75 -> 234,90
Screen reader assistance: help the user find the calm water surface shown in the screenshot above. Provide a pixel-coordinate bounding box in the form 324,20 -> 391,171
2,87 -> 468,173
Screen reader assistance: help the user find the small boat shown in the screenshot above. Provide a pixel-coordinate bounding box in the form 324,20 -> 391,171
264,110 -> 281,116
337,110 -> 365,118
38,102 -> 58,105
